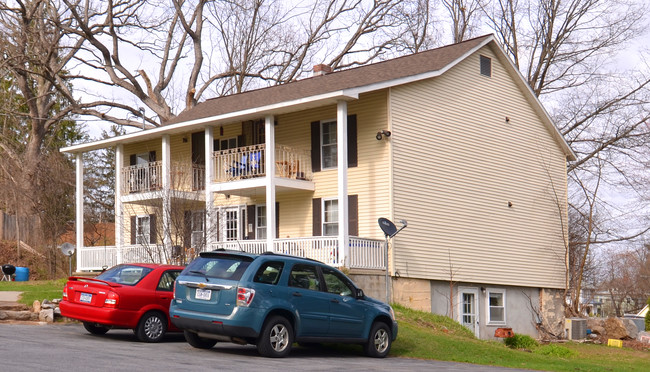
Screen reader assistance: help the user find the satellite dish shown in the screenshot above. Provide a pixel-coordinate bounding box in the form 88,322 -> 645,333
378,218 -> 397,237
59,242 -> 75,256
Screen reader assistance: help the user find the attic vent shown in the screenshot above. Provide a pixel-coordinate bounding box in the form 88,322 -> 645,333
480,55 -> 491,77
313,64 -> 332,76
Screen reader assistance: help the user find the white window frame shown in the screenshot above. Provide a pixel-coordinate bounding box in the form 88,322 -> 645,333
135,215 -> 150,245
322,198 -> 339,236
320,119 -> 337,170
486,288 -> 506,325
256,205 -> 267,240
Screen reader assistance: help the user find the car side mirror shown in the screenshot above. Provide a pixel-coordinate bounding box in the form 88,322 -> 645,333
356,288 -> 365,299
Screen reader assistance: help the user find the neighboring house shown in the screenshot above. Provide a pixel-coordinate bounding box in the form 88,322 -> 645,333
61,35 -> 575,340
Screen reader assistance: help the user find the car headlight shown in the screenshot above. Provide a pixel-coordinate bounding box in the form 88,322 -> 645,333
389,306 -> 395,321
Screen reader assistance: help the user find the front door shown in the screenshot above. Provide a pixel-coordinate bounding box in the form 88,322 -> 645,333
459,287 -> 480,338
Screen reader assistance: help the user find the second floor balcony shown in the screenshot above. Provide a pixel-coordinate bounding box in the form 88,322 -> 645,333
213,144 -> 312,183
122,162 -> 205,194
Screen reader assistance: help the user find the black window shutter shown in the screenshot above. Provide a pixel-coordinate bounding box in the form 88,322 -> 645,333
312,198 -> 322,236
183,211 -> 191,248
347,114 -> 357,167
149,151 -> 156,162
275,202 -> 280,238
216,213 -> 220,241
348,194 -> 358,236
149,214 -> 157,244
130,216 -> 136,244
311,121 -> 321,172
129,154 -> 136,166
237,135 -> 245,147
247,205 -> 256,240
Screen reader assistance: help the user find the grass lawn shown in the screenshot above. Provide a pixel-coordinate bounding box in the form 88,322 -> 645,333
1,281 -> 649,371
0,278 -> 66,305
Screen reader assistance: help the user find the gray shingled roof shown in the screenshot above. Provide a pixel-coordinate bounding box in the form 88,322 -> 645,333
168,35 -> 491,125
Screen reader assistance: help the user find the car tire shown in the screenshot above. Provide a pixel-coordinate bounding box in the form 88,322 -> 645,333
135,312 -> 167,343
184,330 -> 218,349
364,322 -> 392,358
83,322 -> 109,335
257,316 -> 293,358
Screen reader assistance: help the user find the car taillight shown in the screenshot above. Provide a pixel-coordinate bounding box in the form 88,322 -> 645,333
104,291 -> 119,308
236,287 -> 255,307
62,286 -> 68,299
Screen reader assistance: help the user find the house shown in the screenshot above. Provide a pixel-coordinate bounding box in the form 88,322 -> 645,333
61,34 -> 576,340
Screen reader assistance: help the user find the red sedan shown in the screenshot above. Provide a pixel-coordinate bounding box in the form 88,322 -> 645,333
60,263 -> 184,342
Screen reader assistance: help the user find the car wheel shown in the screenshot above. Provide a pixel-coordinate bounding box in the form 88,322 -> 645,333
257,316 -> 293,358
136,312 -> 167,343
184,330 -> 217,349
364,322 -> 392,358
83,322 -> 109,335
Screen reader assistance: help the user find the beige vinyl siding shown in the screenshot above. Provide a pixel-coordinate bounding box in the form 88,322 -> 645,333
390,46 -> 568,289
275,90 -> 391,239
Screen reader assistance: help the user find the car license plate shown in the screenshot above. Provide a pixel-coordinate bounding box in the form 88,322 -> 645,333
195,288 -> 211,301
79,292 -> 92,303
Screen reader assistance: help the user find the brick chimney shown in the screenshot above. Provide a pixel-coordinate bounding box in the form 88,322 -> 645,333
313,64 -> 332,76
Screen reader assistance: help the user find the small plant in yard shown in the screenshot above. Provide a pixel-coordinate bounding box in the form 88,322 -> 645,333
504,334 -> 538,350
534,344 -> 577,358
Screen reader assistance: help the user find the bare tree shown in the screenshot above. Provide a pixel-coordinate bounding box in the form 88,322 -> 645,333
442,0 -> 484,43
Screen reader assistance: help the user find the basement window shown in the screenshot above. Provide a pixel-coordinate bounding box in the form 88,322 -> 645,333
480,55 -> 492,77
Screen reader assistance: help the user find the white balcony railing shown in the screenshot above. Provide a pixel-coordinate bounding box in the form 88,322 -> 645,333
121,162 -> 206,194
76,237 -> 384,271
213,144 -> 312,183
122,161 -> 162,193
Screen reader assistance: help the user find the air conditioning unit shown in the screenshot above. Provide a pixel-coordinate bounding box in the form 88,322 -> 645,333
565,318 -> 587,340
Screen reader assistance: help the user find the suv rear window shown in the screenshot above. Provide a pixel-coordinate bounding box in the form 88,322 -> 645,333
184,255 -> 252,281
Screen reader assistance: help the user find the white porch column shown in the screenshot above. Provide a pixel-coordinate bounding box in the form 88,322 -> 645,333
115,145 -> 124,265
162,135 -> 171,253
204,127 -> 214,249
75,153 -> 84,272
337,101 -> 349,266
265,115 -> 276,252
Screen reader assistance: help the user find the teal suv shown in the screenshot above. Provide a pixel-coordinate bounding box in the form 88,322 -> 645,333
169,250 -> 398,358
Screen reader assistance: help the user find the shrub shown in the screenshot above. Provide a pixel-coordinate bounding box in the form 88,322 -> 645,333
504,334 -> 538,350
534,344 -> 577,358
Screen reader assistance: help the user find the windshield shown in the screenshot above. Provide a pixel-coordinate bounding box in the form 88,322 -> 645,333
95,265 -> 153,286
183,256 -> 252,281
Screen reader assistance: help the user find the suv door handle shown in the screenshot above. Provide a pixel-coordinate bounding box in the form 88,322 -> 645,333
292,292 -> 302,297
330,299 -> 339,304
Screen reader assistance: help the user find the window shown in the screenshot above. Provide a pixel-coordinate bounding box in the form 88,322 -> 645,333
487,289 -> 506,324
136,215 -> 151,245
289,264 -> 320,291
480,55 -> 491,77
321,120 -> 337,169
322,267 -> 354,297
157,270 -> 181,291
95,265 -> 154,286
256,205 -> 267,239
323,199 -> 338,236
191,211 -> 205,248
254,261 -> 283,285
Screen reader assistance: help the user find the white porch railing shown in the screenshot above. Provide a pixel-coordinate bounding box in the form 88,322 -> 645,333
122,161 -> 162,193
76,237 -> 384,271
213,144 -> 312,183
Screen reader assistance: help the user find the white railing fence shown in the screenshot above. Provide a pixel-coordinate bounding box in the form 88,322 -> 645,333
77,237 -> 384,271
212,144 -> 313,183
122,161 -> 162,193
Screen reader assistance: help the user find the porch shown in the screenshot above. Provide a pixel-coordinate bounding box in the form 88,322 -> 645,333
76,236 -> 385,271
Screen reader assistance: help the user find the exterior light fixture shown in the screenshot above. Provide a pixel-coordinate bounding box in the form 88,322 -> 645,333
376,130 -> 391,140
